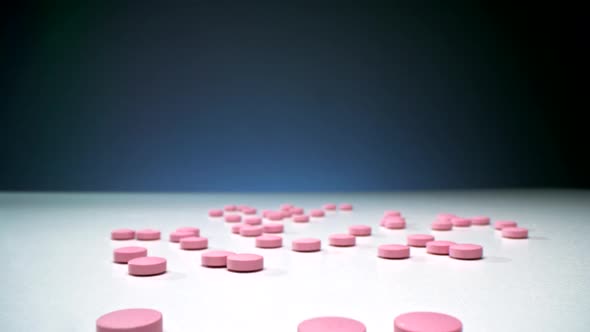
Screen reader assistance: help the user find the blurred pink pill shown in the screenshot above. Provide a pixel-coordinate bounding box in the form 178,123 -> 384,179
180,236 -> 208,250
176,227 -> 199,236
329,234 -> 356,247
293,215 -> 310,223
226,253 -> 264,272
310,209 -> 325,217
263,223 -> 284,233
426,241 -> 456,255
280,204 -> 294,210
502,227 -> 528,239
407,234 -> 435,247
244,217 -> 262,225
256,235 -> 283,248
292,238 -> 321,252
169,231 -> 194,242
291,207 -> 304,215
136,229 -> 161,241
225,214 -> 242,223
267,211 -> 284,221
240,225 -> 264,237
243,207 -> 257,215
281,210 -> 293,218
111,229 -> 135,240
378,244 -> 410,259
237,205 -> 248,212
451,217 -> 472,227
201,250 -> 235,267
323,203 -> 337,211
437,213 -> 456,221
128,257 -> 167,276
96,308 -> 163,332
431,219 -> 453,231
470,216 -> 490,225
224,205 -> 237,212
339,203 -> 353,211
384,210 -> 402,217
349,225 -> 371,236
394,312 -> 462,332
231,224 -> 242,234
495,220 -> 517,230
113,246 -> 148,263
384,216 -> 406,229
208,209 -> 223,217
298,316 -> 366,332
449,244 -> 483,260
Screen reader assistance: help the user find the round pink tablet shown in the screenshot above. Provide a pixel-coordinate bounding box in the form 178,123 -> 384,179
267,211 -> 284,221
280,204 -> 294,210
431,219 -> 453,231
256,235 -> 283,248
394,312 -> 462,332
470,216 -> 490,225
96,308 -> 163,332
224,205 -> 237,212
426,241 -> 456,255
339,203 -> 353,211
225,214 -> 242,223
292,238 -> 322,252
169,230 -> 194,243
281,210 -> 293,218
323,203 -> 337,211
437,213 -> 456,221
298,316 -> 366,332
502,227 -> 528,239
128,257 -> 167,276
311,209 -> 325,217
384,216 -> 406,229
378,244 -> 410,259
226,253 -> 264,272
449,243 -> 483,260
263,223 -> 284,233
176,227 -> 199,236
237,205 -> 248,212
293,215 -> 310,223
111,228 -> 135,240
244,216 -> 262,225
208,209 -> 224,217
240,225 -> 264,237
180,236 -> 208,250
495,220 -> 517,230
384,210 -> 402,217
407,234 -> 435,247
136,229 -> 161,241
291,207 -> 304,215
113,246 -> 148,263
451,217 -> 472,227
243,207 -> 257,215
329,234 -> 356,247
349,225 -> 371,236
201,250 -> 235,267
231,224 -> 242,234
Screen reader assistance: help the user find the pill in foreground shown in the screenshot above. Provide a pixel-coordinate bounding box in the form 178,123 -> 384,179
502,227 -> 528,239
128,257 -> 167,276
298,316 -> 366,332
407,234 -> 435,247
329,234 -> 356,247
449,244 -> 483,260
201,250 -> 235,267
96,308 -> 163,332
394,311 -> 462,332
226,253 -> 264,272
136,229 -> 161,241
378,244 -> 410,259
111,228 -> 135,240
113,246 -> 148,263
292,238 -> 321,252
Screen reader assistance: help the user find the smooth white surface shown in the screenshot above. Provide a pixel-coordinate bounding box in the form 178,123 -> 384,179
0,190 -> 589,332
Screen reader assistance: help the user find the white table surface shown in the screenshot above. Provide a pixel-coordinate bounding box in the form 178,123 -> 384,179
0,190 -> 589,332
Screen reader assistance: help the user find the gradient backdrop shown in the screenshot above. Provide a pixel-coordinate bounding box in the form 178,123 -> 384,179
1,3 -> 586,191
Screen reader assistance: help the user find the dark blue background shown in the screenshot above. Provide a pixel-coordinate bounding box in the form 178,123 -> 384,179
1,3 -> 586,191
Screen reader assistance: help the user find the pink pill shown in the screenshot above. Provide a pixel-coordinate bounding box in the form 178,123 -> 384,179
323,203 -> 337,211
224,205 -> 237,212
293,215 -> 310,223
495,220 -> 517,230
292,238 -> 322,252
226,253 -> 264,272
281,210 -> 293,218
256,235 -> 283,248
267,211 -> 284,221
208,209 -> 224,217
407,234 -> 435,247
244,216 -> 262,225
378,244 -> 410,259
339,203 -> 353,211
225,214 -> 242,223
128,257 -> 167,276
113,246 -> 148,263
231,224 -> 242,234
451,217 -> 472,227
291,207 -> 304,215
437,213 -> 456,221
426,241 -> 456,255
384,216 -> 406,229
349,225 -> 372,236
470,216 -> 490,225
431,219 -> 453,231
180,236 -> 208,250
237,205 -> 248,212
240,225 -> 264,237
449,243 -> 483,260
310,209 -> 325,217
384,210 -> 402,217
280,204 -> 294,210
243,207 -> 257,215
201,250 -> 235,267
262,210 -> 272,218
136,229 -> 161,241
502,227 -> 528,239
169,231 -> 194,243
394,312 -> 462,332
263,223 -> 284,233
298,316 -> 366,332
176,227 -> 199,236
329,234 -> 356,247
111,228 -> 135,240
96,308 -> 163,332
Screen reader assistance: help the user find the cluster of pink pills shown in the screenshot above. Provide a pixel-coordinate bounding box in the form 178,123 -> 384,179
429,214 -> 529,239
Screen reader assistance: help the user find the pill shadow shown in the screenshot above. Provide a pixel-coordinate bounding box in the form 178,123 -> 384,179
482,256 -> 511,263
528,236 -> 549,240
129,271 -> 187,280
